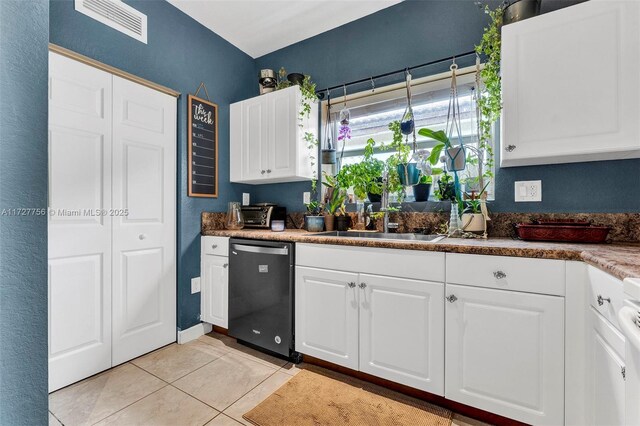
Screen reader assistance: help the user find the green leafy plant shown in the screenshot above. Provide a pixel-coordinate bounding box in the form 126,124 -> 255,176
387,121 -> 412,164
417,128 -> 452,166
435,173 -> 457,202
322,172 -> 347,216
462,181 -> 491,214
304,199 -> 322,216
336,138 -> 385,200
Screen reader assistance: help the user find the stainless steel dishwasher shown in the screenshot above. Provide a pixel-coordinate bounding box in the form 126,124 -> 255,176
228,238 -> 301,362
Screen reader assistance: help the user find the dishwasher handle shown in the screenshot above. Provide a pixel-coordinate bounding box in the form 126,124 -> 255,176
232,244 -> 289,256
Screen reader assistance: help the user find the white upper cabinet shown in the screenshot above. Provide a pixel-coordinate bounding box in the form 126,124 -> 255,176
501,0 -> 640,167
230,85 -> 317,184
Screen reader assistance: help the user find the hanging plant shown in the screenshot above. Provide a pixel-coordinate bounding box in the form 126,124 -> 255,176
474,4 -> 504,189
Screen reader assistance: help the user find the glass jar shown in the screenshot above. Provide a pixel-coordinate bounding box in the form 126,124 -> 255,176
225,202 -> 244,230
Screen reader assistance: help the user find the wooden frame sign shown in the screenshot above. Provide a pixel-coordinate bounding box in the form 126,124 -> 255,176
188,94 -> 218,197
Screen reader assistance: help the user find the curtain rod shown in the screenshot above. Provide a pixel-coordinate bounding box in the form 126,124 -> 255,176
316,50 -> 478,99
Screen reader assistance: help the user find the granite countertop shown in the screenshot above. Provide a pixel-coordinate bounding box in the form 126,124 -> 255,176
203,228 -> 640,281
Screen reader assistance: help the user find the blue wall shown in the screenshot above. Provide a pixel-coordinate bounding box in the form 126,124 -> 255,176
255,0 -> 640,213
49,0 -> 255,330
0,0 -> 49,424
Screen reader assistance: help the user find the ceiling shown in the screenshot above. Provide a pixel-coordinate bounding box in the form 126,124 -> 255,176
167,0 -> 403,58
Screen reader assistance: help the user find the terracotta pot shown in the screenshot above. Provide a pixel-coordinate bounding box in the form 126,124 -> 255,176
324,214 -> 336,231
461,213 -> 485,233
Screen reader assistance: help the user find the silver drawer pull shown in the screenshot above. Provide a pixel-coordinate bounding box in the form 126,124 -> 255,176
261,170 -> 266,174
597,295 -> 611,306
211,244 -> 218,249
493,271 -> 507,279
359,282 -> 367,289
267,169 -> 272,173
347,282 -> 356,288
622,366 -> 626,380
506,144 -> 516,152
223,263 -> 228,268
138,234 -> 146,240
446,295 -> 458,303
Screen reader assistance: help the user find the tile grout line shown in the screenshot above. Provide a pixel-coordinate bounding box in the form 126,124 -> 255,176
165,384 -> 221,425
88,382 -> 171,426
49,410 -> 65,426
220,366 -> 286,421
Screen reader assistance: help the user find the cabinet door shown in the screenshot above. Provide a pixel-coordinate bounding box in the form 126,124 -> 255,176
111,76 -> 177,365
201,254 -> 229,328
295,266 -> 359,369
587,308 -> 625,426
48,52 -> 113,392
267,87 -> 297,179
240,96 -> 268,181
445,284 -> 564,425
501,0 -> 640,166
359,274 -> 444,394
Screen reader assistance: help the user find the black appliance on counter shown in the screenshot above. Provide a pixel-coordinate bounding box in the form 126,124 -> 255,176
228,238 -> 301,362
240,203 -> 286,228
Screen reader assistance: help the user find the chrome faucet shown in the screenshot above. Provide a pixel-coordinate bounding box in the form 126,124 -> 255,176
381,170 -> 390,233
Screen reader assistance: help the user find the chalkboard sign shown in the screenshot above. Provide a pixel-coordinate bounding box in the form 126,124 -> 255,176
188,94 -> 218,197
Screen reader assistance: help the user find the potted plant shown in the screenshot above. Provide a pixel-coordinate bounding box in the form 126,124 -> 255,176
304,200 -> 325,232
413,175 -> 433,202
388,121 -> 420,186
322,172 -> 346,231
335,138 -> 385,203
434,172 -> 457,202
335,211 -> 351,231
418,128 -> 466,172
461,183 -> 491,234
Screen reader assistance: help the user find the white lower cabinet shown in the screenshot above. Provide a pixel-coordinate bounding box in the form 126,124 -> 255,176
295,264 -> 445,395
201,236 -> 229,328
295,267 -> 359,370
359,273 -> 444,394
444,284 -> 565,425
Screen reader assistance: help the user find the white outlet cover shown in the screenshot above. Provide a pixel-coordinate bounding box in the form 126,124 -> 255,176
514,180 -> 542,202
303,192 -> 311,204
242,193 -> 250,206
191,277 -> 201,294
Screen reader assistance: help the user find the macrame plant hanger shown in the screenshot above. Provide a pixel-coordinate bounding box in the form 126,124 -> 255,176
445,59 -> 466,196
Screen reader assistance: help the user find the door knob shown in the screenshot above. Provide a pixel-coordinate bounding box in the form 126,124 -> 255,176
267,169 -> 272,173
505,144 -> 516,152
347,282 -> 356,288
261,170 -> 266,174
358,283 -> 367,289
446,294 -> 458,303
597,295 -> 611,306
138,234 -> 147,240
223,263 -> 229,268
211,244 -> 218,249
493,271 -> 507,279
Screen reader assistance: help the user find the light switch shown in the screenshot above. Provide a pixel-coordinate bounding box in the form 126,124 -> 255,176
514,180 -> 542,202
191,277 -> 201,294
242,193 -> 250,206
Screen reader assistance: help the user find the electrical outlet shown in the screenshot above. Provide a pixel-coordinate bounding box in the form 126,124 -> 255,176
514,180 -> 542,202
242,193 -> 250,206
303,192 -> 311,204
191,277 -> 201,294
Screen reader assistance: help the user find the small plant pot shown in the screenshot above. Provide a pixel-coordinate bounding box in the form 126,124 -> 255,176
304,216 -> 325,232
287,73 -> 305,85
445,147 -> 466,172
324,214 -> 336,231
321,149 -> 336,164
397,163 -> 420,186
413,183 -> 432,202
367,192 -> 382,203
461,213 -> 485,233
335,215 -> 351,231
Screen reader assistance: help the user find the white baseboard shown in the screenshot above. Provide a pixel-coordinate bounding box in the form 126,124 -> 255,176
177,322 -> 213,344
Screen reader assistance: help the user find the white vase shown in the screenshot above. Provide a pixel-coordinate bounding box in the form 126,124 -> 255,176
461,213 -> 485,233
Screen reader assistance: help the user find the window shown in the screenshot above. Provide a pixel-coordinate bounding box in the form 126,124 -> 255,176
321,67 -> 495,202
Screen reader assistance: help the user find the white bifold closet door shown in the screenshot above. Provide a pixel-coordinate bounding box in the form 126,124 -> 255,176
48,52 -> 176,392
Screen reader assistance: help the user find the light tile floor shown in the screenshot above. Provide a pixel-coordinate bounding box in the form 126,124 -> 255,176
49,332 -> 491,426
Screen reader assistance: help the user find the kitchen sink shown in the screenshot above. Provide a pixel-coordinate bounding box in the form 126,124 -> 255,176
311,231 -> 447,243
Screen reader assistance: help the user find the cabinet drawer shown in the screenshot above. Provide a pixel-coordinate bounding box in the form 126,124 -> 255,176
202,236 -> 229,256
588,266 -> 624,331
446,253 -> 565,296
296,244 -> 445,282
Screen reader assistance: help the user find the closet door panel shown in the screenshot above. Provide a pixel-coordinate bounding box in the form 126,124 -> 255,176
111,76 -> 177,365
48,52 -> 113,392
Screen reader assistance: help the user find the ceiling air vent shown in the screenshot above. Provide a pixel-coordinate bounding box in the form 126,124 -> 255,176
75,0 -> 147,44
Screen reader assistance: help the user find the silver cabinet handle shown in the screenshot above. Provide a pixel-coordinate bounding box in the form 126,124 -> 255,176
359,282 -> 367,289
223,263 -> 229,268
446,295 -> 458,303
506,144 -> 516,152
597,295 -> 611,306
211,244 -> 218,249
622,366 -> 626,380
347,282 -> 356,288
261,170 -> 266,174
267,169 -> 272,173
138,234 -> 146,240
493,271 -> 507,279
